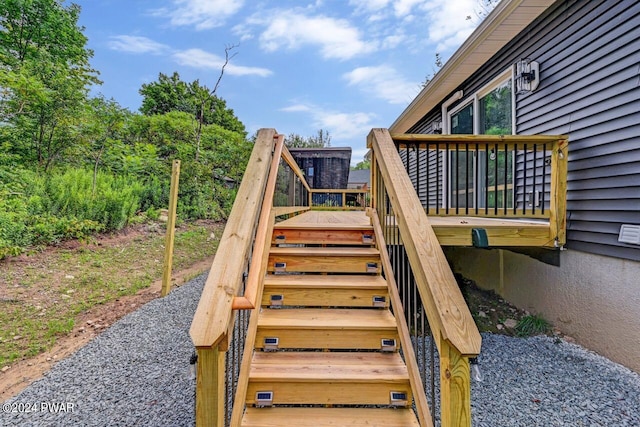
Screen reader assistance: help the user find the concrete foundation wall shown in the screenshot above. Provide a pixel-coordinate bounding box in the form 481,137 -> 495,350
444,247 -> 640,373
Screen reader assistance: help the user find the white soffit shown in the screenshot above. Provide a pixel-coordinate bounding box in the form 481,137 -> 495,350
390,0 -> 556,134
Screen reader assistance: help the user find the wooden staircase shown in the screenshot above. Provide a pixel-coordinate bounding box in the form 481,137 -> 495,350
238,214 -> 421,426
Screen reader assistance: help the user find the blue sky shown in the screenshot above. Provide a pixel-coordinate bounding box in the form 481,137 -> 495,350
76,0 -> 486,164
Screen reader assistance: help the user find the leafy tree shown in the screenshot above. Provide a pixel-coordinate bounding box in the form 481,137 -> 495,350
0,0 -> 100,170
351,159 -> 370,170
139,72 -> 246,136
76,96 -> 131,194
285,129 -> 332,148
422,53 -> 443,88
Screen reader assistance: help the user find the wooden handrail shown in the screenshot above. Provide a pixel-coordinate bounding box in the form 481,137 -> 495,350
190,128 -> 276,349
392,133 -> 564,144
281,144 -> 312,193
368,208 -> 433,427
368,128 -> 481,355
232,134 -> 285,310
309,188 -> 369,194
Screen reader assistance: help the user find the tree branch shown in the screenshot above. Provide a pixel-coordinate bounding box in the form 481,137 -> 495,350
210,43 -> 239,96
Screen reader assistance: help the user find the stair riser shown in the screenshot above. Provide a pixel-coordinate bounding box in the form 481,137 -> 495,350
246,382 -> 412,406
241,407 -> 421,427
261,288 -> 389,308
272,229 -> 375,246
255,329 -> 399,350
267,255 -> 380,274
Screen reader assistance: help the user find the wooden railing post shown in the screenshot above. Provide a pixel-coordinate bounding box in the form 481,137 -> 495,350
195,346 -> 225,427
440,338 -> 472,427
549,138 -> 569,246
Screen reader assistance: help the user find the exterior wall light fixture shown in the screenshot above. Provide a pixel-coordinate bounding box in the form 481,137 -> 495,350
515,58 -> 540,93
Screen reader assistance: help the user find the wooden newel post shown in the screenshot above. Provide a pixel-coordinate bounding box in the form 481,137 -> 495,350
196,346 -> 226,427
162,159 -> 180,297
440,338 -> 472,427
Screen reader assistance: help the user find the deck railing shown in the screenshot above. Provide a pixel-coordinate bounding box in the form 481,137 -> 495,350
190,129 -> 311,426
369,128 -> 482,426
309,188 -> 369,209
392,134 -> 568,245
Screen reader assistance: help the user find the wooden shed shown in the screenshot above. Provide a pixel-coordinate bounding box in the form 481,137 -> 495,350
288,147 -> 351,189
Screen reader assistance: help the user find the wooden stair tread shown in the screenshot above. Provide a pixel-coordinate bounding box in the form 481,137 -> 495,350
250,352 -> 408,382
257,308 -> 396,329
242,407 -> 420,426
263,274 -> 387,289
273,223 -> 373,230
269,247 -> 379,257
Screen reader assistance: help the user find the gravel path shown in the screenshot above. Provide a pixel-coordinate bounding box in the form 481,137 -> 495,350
1,273 -> 639,426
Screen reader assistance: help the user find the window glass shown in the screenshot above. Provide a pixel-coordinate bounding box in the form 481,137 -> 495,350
479,79 -> 512,135
450,103 -> 473,134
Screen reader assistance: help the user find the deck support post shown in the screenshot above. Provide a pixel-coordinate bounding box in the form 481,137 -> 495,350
440,338 -> 471,427
195,346 -> 226,427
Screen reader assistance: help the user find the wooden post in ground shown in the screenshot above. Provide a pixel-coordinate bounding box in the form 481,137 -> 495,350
162,160 -> 180,297
195,346 -> 225,427
440,338 -> 471,427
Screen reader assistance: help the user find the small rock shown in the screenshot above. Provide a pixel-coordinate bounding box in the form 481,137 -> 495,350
46,357 -> 52,362
64,275 -> 75,280
66,289 -> 75,294
61,294 -> 71,299
27,363 -> 33,366
503,318 -> 519,329
1,366 -> 10,373
478,311 -> 487,318
496,324 -> 504,330
564,335 -> 576,343
87,320 -> 94,325
208,232 -> 216,240
13,335 -> 22,340
78,327 -> 85,332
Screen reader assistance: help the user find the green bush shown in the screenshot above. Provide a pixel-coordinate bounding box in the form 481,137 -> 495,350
44,168 -> 143,231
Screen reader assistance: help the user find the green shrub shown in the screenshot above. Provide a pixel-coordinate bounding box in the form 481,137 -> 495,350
515,314 -> 551,337
44,168 -> 143,231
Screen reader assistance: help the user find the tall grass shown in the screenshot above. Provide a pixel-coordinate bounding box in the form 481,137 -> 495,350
0,167 -> 146,258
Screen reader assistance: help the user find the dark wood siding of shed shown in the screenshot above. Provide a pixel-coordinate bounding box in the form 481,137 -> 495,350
408,0 -> 640,261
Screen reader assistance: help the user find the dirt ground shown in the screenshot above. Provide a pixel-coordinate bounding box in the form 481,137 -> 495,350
0,238 -> 214,401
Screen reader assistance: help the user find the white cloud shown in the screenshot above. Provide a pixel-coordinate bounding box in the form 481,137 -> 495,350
421,0 -> 477,51
173,48 -> 273,77
391,0 -> 422,17
107,36 -> 169,54
246,10 -> 376,60
343,65 -> 419,105
152,0 -> 244,30
282,102 -> 376,139
349,0 -> 391,13
280,104 -> 312,113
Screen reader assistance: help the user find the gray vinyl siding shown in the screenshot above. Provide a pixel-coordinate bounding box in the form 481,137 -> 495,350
408,0 -> 640,261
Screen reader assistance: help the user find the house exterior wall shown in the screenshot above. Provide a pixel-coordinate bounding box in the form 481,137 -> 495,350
409,0 -> 640,261
444,246 -> 640,373
402,0 -> 640,372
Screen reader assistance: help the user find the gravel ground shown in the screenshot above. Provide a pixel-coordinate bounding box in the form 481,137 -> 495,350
2,273 -> 639,426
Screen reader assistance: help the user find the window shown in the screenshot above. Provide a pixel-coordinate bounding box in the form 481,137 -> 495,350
479,79 -> 512,135
445,70 -> 515,209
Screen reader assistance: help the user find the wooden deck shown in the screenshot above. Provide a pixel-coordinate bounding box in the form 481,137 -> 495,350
276,210 -> 553,247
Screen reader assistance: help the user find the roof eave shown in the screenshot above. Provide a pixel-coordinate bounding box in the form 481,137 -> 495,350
390,0 -> 555,134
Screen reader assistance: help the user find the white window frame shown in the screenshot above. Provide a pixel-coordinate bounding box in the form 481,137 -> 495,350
443,68 -> 515,208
